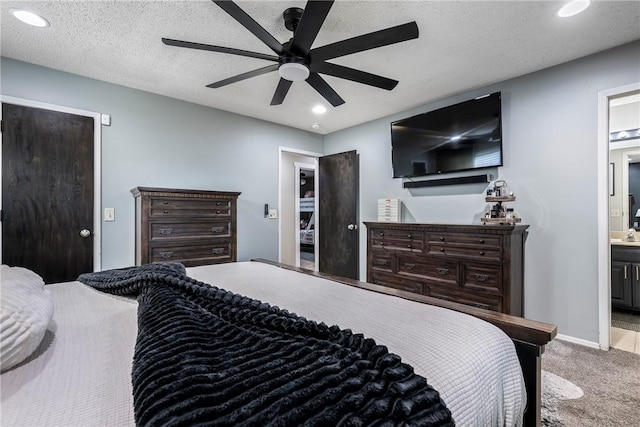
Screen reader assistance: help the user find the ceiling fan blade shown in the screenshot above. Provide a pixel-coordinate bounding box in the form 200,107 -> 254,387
312,62 -> 398,90
207,64 -> 279,88
162,38 -> 278,61
213,1 -> 288,56
290,0 -> 334,56
311,21 -> 419,61
270,79 -> 293,105
306,72 -> 345,107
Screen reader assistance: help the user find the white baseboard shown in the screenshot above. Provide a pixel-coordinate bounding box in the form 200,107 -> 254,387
554,333 -> 601,349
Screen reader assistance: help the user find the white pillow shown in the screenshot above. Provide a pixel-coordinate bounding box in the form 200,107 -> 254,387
1,265 -> 54,371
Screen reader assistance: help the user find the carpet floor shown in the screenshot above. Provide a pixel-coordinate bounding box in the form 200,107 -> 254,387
611,310 -> 640,332
541,339 -> 640,426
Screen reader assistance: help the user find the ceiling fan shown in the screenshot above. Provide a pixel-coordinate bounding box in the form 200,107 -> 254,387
162,0 -> 419,107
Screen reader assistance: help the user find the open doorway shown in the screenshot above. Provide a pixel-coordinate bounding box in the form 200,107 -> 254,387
296,165 -> 316,270
608,91 -> 640,352
598,83 -> 640,351
278,148 -> 320,270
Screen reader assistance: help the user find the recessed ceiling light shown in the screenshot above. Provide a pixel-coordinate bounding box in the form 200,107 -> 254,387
312,105 -> 327,114
311,123 -> 320,130
11,9 -> 49,27
557,1 -> 590,18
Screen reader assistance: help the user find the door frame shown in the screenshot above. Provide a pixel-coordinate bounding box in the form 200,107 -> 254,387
278,147 -> 322,268
294,162 -> 318,268
597,81 -> 640,350
0,95 -> 103,272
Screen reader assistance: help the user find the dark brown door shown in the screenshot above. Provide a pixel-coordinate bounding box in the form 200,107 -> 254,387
2,103 -> 94,283
318,150 -> 359,279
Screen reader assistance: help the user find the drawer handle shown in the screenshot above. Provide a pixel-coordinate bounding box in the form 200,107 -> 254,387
212,248 -> 224,254
624,265 -> 627,280
439,248 -> 445,252
380,232 -> 385,237
407,244 -> 412,249
473,303 -> 490,310
436,268 -> 449,275
163,210 -> 169,214
404,263 -> 416,270
163,201 -> 169,205
216,201 -> 222,206
407,234 -> 412,238
374,259 -> 388,266
637,265 -> 639,281
216,210 -> 221,214
380,242 -> 385,247
439,236 -> 445,241
158,251 -> 173,259
212,226 -> 225,233
479,251 -> 485,256
475,274 -> 489,282
436,295 -> 450,301
159,228 -> 173,235
479,239 -> 485,244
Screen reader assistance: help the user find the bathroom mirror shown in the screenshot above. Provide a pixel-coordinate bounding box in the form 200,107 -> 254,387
609,91 -> 640,232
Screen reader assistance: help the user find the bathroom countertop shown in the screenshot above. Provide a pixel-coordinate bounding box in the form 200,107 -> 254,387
610,239 -> 640,247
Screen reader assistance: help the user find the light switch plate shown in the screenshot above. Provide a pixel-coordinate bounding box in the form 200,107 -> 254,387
610,208 -> 621,217
268,209 -> 277,219
104,207 -> 115,221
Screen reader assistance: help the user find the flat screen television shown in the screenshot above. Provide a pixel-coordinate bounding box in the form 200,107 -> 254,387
391,92 -> 503,178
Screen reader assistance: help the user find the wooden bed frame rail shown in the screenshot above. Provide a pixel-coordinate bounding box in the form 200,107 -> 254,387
252,259 -> 557,427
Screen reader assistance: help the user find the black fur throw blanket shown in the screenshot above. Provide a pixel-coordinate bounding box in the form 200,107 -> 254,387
79,262 -> 453,427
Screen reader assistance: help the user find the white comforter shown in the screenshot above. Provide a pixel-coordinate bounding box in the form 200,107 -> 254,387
1,261 -> 524,426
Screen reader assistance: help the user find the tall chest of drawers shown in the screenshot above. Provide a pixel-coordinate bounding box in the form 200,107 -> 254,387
131,187 -> 241,267
364,222 -> 529,316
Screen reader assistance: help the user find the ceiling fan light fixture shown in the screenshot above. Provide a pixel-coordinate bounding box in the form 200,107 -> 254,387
278,63 -> 310,82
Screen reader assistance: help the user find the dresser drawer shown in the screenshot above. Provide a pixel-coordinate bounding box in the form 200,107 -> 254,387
370,229 -> 424,253
149,242 -> 232,264
150,197 -> 232,217
369,252 -> 393,273
370,271 -> 424,295
150,221 -> 231,240
397,255 -> 458,287
427,232 -> 501,248
427,244 -> 501,261
462,263 -> 502,294
427,285 -> 503,312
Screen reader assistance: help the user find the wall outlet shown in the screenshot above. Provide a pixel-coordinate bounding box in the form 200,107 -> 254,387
268,209 -> 277,219
104,207 -> 115,221
610,208 -> 621,217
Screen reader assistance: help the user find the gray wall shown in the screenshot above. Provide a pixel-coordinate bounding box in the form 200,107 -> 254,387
323,40 -> 640,342
0,57 -> 323,269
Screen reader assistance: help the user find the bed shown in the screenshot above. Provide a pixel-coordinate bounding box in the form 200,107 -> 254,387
1,260 -> 556,426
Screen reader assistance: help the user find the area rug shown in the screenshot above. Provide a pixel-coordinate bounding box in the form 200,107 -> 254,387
611,310 -> 640,332
541,370 -> 583,426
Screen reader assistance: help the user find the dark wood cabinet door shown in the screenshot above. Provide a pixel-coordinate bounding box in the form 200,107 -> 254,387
318,150 -> 359,279
611,261 -> 632,308
2,103 -> 94,283
633,263 -> 640,309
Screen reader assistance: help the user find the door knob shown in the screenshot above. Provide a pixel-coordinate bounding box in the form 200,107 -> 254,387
79,229 -> 91,238
347,224 -> 358,230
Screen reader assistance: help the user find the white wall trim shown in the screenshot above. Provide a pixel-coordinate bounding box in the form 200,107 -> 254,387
0,95 -> 103,272
555,333 -> 601,350
597,82 -> 640,350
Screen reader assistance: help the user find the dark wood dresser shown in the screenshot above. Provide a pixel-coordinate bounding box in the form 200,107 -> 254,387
364,222 -> 529,316
131,187 -> 241,267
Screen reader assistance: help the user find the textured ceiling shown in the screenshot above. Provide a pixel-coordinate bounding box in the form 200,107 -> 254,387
1,1 -> 639,134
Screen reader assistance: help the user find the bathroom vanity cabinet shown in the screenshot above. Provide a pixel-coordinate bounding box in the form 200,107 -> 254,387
611,245 -> 640,311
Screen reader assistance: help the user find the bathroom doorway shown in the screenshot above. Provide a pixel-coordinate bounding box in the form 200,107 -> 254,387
600,84 -> 640,352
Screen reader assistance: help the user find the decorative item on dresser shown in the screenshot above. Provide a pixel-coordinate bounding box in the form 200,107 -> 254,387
364,222 -> 529,316
131,187 -> 240,267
